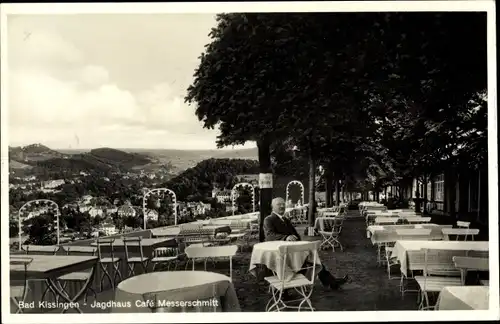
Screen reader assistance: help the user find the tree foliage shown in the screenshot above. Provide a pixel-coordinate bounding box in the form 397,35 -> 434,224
163,158 -> 259,200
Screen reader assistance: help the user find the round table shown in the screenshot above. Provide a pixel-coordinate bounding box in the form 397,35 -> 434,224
249,241 -> 321,282
111,271 -> 240,312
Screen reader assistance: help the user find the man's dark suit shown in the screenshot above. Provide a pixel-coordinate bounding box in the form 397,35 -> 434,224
263,212 -> 300,241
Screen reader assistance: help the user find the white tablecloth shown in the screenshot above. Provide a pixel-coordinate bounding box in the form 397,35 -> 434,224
403,217 -> 431,223
112,271 -> 240,312
249,241 -> 322,282
436,286 -> 489,310
391,240 -> 489,276
370,229 -> 444,245
367,224 -> 452,243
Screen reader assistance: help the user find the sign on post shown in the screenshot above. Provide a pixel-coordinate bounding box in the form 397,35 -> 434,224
259,173 -> 273,188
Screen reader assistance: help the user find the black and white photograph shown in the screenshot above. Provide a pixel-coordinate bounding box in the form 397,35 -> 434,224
1,1 -> 498,322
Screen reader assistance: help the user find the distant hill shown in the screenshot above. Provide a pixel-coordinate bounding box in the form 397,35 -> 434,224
89,148 -> 151,169
9,144 -> 258,177
35,155 -> 113,173
126,148 -> 258,174
8,145 -> 152,176
9,143 -> 66,163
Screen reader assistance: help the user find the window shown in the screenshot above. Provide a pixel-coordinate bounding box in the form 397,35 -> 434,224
433,174 -> 444,202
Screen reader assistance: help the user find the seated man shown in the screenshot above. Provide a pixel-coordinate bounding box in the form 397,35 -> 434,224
263,197 -> 350,290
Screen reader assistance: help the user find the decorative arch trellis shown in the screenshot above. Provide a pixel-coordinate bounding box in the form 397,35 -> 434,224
231,182 -> 256,216
18,199 -> 61,250
142,188 -> 178,229
286,180 -> 305,206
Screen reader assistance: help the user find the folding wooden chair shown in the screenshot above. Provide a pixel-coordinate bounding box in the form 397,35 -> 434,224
96,238 -> 123,291
184,245 -> 238,280
57,246 -> 98,304
150,246 -> 183,272
23,245 -> 59,302
452,256 -> 489,285
264,241 -> 320,312
317,217 -> 343,251
414,248 -> 464,310
123,237 -> 150,277
10,257 -> 33,314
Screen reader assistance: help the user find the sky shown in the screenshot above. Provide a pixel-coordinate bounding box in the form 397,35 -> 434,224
6,14 -> 257,150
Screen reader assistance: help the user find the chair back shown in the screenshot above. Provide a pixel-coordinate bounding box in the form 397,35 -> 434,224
459,228 -> 480,241
185,245 -> 238,279
96,238 -> 116,260
123,236 -> 145,262
467,250 -> 489,258
277,241 -> 320,289
457,221 -> 471,228
422,248 -> 464,278
395,229 -> 432,240
153,247 -> 180,258
442,228 -> 480,241
316,217 -> 338,233
452,256 -> 489,272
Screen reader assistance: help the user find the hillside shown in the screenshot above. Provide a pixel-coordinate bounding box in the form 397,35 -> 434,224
163,158 -> 260,200
9,144 -> 67,163
9,144 -> 258,177
127,148 -> 258,173
9,145 -> 152,177
35,154 -> 113,173
89,148 -> 151,169
9,160 -> 33,169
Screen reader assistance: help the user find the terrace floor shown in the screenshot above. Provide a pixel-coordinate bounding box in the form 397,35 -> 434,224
33,210 -> 420,313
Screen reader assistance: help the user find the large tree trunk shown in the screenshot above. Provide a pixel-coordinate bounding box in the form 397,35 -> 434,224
335,179 -> 340,206
257,138 -> 272,242
307,142 -> 316,228
325,165 -> 333,207
415,178 -> 422,213
458,164 -> 469,215
423,175 -> 428,214
449,167 -> 458,220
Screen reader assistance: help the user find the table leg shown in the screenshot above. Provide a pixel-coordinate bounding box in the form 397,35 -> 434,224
45,262 -> 97,314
